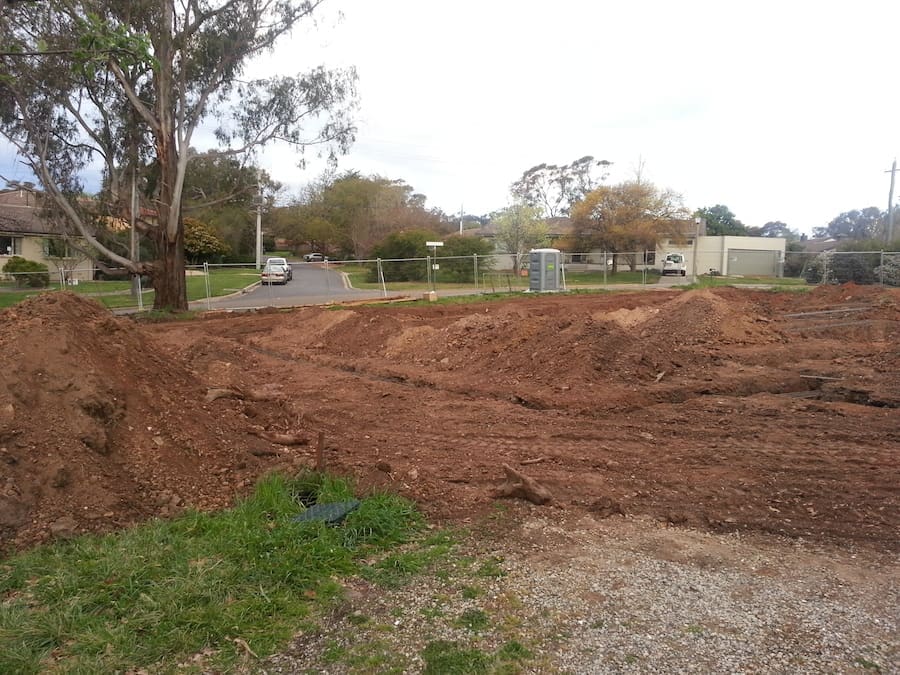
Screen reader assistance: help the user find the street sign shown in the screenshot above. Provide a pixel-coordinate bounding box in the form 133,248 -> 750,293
425,241 -> 444,247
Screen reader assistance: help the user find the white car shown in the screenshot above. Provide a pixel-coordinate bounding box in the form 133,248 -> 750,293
303,252 -> 327,262
265,257 -> 292,281
661,253 -> 687,276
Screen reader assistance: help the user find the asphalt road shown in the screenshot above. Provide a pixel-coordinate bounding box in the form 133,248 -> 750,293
193,263 -> 401,311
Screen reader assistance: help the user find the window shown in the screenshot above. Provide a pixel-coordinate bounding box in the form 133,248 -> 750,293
43,238 -> 71,258
0,236 -> 22,256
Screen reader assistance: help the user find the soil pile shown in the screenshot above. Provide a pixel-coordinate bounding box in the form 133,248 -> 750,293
0,293 -> 294,552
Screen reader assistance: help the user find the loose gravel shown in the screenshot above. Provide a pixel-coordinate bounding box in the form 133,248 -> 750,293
261,510 -> 898,674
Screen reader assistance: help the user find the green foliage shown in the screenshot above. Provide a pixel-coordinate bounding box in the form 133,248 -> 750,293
695,204 -> 747,236
1,0 -> 356,310
277,172 -> 445,259
455,608 -> 490,632
492,203 -> 548,269
183,217 -> 230,263
874,253 -> 900,286
0,472 -> 421,673
437,235 -> 495,282
369,229 -> 435,282
2,256 -> 50,287
803,252 -> 878,284
73,12 -> 159,77
511,156 -> 613,217
813,207 -> 883,240
422,640 -> 491,674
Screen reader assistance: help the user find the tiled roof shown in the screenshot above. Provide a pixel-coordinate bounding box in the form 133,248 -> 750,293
0,189 -> 61,235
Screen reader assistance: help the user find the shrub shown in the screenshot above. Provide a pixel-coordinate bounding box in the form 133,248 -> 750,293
2,256 -> 50,288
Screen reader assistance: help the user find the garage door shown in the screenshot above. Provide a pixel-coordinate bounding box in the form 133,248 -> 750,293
727,249 -> 781,276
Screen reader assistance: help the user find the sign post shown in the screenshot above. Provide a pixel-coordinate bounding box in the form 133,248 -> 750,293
426,241 -> 443,292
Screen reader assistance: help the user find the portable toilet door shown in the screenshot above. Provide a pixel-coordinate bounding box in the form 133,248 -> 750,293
528,248 -> 561,292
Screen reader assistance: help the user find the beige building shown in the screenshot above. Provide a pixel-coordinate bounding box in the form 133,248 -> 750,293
0,188 -> 95,283
658,235 -> 787,277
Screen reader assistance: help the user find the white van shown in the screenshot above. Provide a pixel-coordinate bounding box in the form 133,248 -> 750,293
661,252 -> 687,276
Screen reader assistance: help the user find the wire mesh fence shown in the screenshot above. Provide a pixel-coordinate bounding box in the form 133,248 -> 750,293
0,248 -> 897,313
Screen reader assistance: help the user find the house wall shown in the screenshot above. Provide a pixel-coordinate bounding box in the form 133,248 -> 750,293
2,235 -> 95,283
658,236 -> 786,276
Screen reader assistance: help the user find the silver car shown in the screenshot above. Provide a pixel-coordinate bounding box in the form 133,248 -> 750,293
264,257 -> 292,281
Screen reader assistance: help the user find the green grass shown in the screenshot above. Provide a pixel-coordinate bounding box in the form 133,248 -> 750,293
0,268 -> 259,310
686,274 -> 808,288
0,471 -> 421,674
564,270 -> 661,285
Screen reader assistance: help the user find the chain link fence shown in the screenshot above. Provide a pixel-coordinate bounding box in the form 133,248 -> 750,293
784,250 -> 900,286
1,249 -> 897,313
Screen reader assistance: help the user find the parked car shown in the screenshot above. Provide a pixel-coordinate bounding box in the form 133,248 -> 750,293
661,252 -> 687,276
265,256 -> 292,281
260,261 -> 288,285
303,252 -> 327,262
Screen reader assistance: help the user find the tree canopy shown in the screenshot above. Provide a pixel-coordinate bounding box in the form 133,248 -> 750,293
694,204 -> 747,236
274,172 -> 445,259
491,203 -> 548,270
511,156 -> 612,218
0,0 -> 356,309
570,180 -> 690,271
812,207 -> 883,240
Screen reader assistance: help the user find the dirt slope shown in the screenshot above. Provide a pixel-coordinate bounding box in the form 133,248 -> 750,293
2,285 -> 898,554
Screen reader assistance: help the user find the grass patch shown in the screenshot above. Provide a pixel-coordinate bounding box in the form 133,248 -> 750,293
422,640 -> 492,674
455,608 -> 490,632
421,638 -> 533,674
565,270 -> 661,285
0,268 -> 259,311
0,471 -> 421,673
684,275 -> 809,289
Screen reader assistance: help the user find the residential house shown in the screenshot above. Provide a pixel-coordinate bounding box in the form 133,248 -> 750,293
0,188 -> 94,282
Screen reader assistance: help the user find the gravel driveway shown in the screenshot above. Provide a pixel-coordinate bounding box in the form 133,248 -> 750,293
262,510 -> 897,674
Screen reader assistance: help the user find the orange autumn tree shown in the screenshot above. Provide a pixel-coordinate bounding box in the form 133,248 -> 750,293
570,180 -> 691,272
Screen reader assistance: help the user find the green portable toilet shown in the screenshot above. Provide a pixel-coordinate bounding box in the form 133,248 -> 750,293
528,248 -> 561,292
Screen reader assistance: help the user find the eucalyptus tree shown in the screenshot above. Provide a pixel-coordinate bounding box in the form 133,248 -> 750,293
511,156 -> 612,218
0,0 -> 356,309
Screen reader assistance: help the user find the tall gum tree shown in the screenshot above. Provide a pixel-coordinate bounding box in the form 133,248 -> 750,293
0,0 -> 357,310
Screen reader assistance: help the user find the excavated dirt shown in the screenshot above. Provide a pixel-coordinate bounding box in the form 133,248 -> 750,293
1,285 -> 898,555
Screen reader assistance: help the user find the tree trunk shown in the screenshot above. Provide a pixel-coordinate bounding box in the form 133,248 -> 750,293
152,224 -> 187,311
151,0 -> 188,313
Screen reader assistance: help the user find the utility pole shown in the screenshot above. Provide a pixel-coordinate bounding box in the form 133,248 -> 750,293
887,159 -> 897,243
459,205 -> 464,235
255,170 -> 263,270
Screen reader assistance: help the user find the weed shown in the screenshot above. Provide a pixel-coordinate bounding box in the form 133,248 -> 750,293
456,608 -> 490,632
421,640 -> 491,674
854,656 -> 882,671
460,585 -> 482,599
498,640 -> 532,661
476,557 -> 506,578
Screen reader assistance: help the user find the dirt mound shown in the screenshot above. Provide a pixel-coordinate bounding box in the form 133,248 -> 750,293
4,285 -> 899,555
0,293 -> 296,553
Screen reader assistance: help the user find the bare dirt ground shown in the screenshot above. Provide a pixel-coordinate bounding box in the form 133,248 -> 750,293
1,284 -> 898,556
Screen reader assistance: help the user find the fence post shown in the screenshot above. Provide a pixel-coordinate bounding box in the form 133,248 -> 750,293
203,262 -> 211,310
377,258 -> 387,297
822,254 -> 828,285
880,250 -> 884,286
473,254 -> 478,291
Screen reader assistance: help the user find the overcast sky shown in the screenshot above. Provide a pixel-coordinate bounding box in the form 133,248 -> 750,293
252,0 -> 900,235
2,1 -> 897,236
